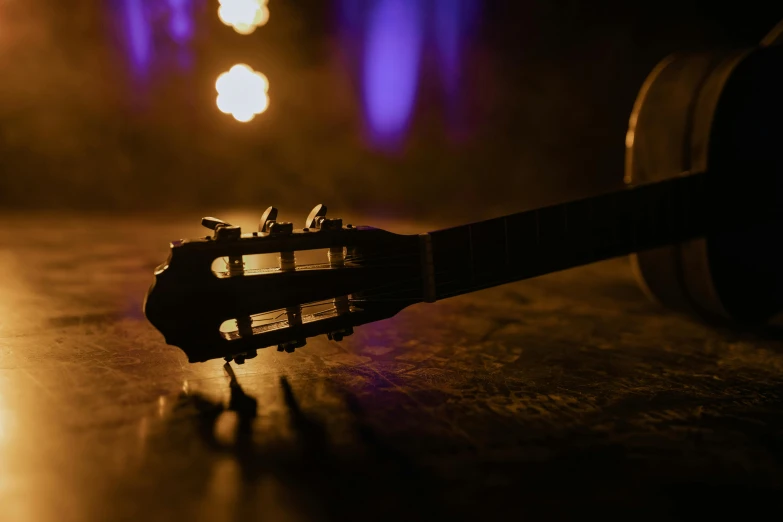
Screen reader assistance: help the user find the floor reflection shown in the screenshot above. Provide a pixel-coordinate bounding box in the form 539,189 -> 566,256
159,364 -> 444,522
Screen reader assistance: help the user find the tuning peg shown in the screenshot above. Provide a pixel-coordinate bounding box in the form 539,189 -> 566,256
278,339 -> 306,353
223,350 -> 257,365
305,204 -> 327,229
269,222 -> 294,237
327,327 -> 353,342
201,216 -> 241,241
202,216 -> 231,230
259,206 -> 278,233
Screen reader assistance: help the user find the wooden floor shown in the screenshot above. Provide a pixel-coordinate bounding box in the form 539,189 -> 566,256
1,212 -> 783,521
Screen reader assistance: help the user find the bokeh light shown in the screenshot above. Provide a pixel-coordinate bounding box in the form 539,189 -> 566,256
363,0 -> 424,149
215,64 -> 270,122
122,0 -> 152,76
217,0 -> 270,35
167,0 -> 195,44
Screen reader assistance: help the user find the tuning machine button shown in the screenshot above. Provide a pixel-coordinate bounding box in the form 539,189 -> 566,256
202,217 -> 229,230
259,206 -> 279,233
258,207 -> 293,237
305,204 -> 344,231
201,216 -> 241,240
305,204 -> 328,229
202,216 -> 243,274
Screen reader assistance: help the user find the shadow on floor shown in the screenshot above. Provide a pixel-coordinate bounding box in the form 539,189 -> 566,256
171,363 -> 445,522
141,362 -> 783,522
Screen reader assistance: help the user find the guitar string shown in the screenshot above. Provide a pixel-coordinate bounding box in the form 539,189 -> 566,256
218,251 -> 421,273
225,266 -> 432,322
240,271 -> 454,326
228,273 -> 465,336
216,248 -> 466,306
218,251 -> 459,331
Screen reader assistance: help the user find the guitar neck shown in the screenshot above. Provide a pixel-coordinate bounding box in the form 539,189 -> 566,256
425,171 -> 763,301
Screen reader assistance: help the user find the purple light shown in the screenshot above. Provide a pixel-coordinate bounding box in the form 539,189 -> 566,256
363,0 -> 424,149
434,0 -> 465,99
433,0 -> 478,131
335,0 -> 366,92
122,0 -> 152,76
170,14 -> 192,42
337,0 -> 363,32
167,0 -> 194,44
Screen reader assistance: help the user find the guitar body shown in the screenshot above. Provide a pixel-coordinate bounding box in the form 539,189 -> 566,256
626,32 -> 783,324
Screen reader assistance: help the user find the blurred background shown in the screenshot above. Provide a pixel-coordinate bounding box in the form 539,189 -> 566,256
0,0 -> 781,225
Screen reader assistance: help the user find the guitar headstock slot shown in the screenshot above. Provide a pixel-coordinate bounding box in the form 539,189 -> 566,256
210,248 -> 349,278
218,297 -> 358,342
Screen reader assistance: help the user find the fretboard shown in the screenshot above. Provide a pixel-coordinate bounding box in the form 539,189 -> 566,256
427,171 -> 767,300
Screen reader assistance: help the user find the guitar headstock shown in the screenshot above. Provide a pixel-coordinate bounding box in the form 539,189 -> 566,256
143,205 -> 425,363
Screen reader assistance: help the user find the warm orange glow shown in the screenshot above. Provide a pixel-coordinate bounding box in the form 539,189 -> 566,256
215,64 -> 270,122
217,0 -> 270,35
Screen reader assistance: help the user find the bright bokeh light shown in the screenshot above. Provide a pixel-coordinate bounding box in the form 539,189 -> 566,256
217,0 -> 269,35
215,64 -> 270,122
363,0 -> 424,148
122,0 -> 152,75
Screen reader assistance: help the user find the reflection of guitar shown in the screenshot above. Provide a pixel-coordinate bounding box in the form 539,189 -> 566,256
144,26 -> 783,364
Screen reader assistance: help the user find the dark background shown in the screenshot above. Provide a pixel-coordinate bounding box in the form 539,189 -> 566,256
0,0 -> 781,224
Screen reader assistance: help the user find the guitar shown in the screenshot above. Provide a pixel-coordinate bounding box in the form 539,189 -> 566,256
144,24 -> 783,364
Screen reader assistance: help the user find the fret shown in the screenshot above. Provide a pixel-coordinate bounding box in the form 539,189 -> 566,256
428,171 -> 719,300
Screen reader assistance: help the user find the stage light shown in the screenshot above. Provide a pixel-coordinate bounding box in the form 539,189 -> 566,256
122,0 -> 152,76
215,64 -> 270,122
363,0 -> 424,149
217,0 -> 269,35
